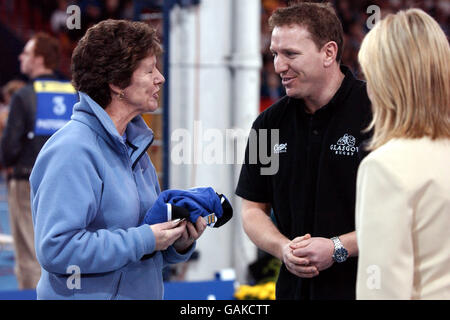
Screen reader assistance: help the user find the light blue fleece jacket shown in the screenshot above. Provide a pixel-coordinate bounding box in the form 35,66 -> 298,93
30,92 -> 195,300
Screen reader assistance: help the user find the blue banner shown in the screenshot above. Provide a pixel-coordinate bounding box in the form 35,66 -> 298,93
34,80 -> 78,136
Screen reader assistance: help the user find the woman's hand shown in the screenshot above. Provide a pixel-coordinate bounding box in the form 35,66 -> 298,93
173,217 -> 207,254
150,219 -> 188,251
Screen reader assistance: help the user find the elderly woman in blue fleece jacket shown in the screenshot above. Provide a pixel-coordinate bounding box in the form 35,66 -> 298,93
29,20 -> 207,300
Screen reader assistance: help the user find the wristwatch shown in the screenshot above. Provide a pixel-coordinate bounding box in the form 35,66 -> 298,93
331,236 -> 348,263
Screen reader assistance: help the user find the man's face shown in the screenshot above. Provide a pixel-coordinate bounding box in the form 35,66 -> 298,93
270,25 -> 326,100
19,39 -> 38,77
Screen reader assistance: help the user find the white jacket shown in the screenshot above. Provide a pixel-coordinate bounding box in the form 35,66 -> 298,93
355,137 -> 450,299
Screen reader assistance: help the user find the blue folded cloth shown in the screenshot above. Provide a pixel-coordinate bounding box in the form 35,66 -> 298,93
142,187 -> 233,228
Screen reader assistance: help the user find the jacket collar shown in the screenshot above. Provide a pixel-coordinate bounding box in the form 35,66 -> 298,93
71,92 -> 154,161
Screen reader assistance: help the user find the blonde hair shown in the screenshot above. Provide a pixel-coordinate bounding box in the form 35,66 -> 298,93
358,8 -> 450,150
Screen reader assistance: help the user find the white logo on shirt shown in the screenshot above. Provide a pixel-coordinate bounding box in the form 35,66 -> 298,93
274,143 -> 287,154
330,134 -> 358,156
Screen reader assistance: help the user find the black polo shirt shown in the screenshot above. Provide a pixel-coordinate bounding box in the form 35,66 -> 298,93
235,66 -> 372,300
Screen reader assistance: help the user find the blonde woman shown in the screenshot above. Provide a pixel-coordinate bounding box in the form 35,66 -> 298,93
356,9 -> 450,299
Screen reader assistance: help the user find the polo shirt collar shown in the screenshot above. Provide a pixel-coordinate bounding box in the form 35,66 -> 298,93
316,65 -> 356,115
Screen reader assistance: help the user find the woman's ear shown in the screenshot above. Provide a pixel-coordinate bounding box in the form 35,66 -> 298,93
109,83 -> 124,99
322,41 -> 338,68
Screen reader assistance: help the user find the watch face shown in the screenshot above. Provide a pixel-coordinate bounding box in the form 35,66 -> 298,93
334,247 -> 348,263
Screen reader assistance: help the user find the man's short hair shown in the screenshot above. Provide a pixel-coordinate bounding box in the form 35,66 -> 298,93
32,32 -> 61,71
269,2 -> 344,62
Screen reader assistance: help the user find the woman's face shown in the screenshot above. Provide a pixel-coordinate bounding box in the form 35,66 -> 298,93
122,54 -> 165,113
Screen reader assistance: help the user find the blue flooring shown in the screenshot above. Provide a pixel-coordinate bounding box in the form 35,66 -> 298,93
0,178 -> 19,292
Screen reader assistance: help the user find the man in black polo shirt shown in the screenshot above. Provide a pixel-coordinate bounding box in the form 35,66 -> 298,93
236,2 -> 372,299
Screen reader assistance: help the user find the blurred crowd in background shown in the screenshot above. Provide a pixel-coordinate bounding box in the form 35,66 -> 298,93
1,0 -> 449,114
259,0 -> 449,109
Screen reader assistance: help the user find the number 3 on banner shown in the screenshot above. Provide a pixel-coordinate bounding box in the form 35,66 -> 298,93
53,96 -> 67,116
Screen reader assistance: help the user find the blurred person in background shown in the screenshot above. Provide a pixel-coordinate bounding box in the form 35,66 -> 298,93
0,80 -> 26,182
0,79 -> 27,138
356,8 -> 450,299
30,19 -> 206,300
50,0 -> 71,34
0,32 -> 63,289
